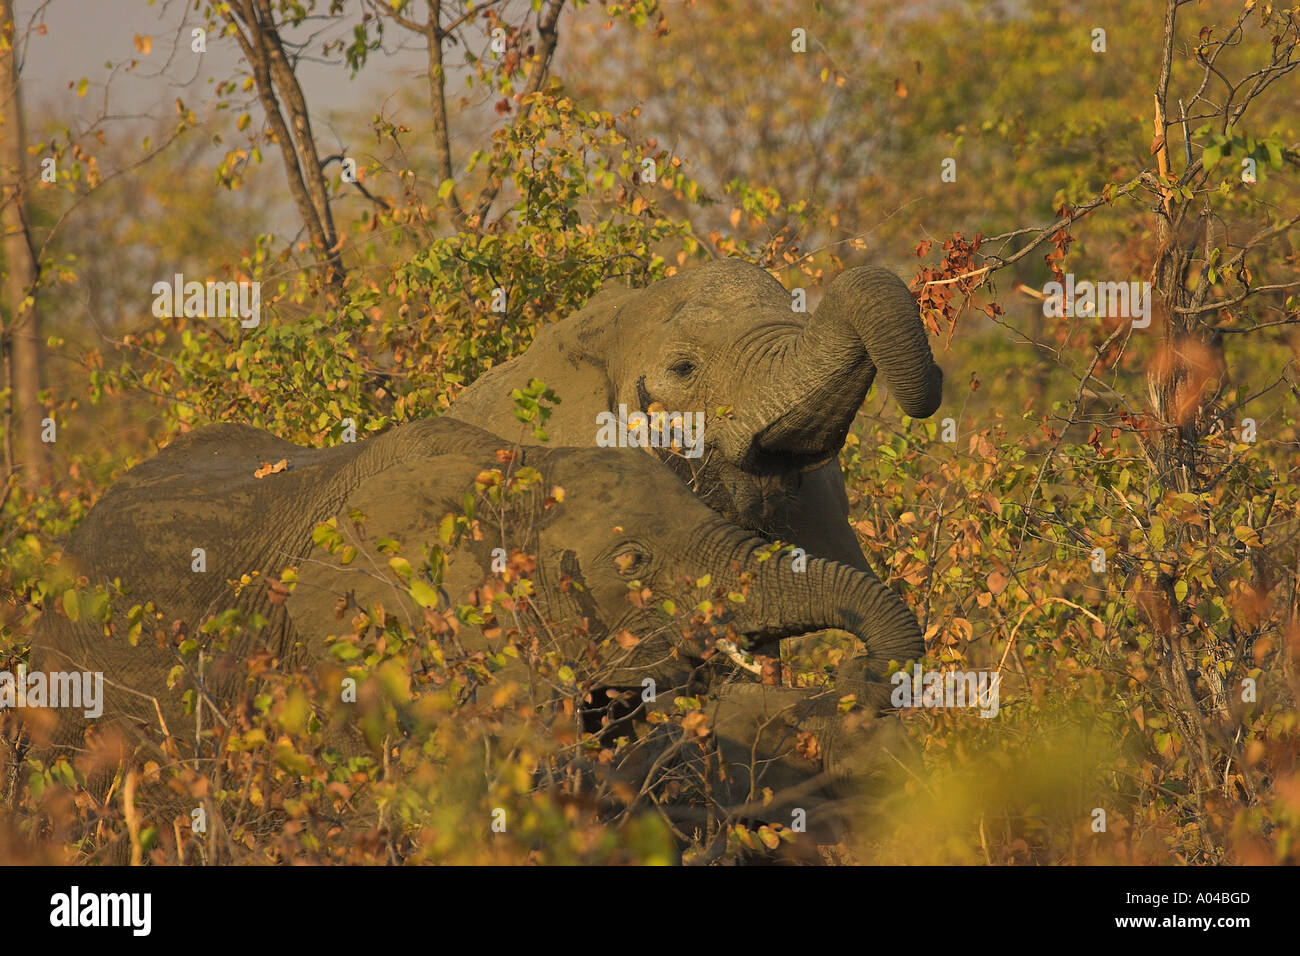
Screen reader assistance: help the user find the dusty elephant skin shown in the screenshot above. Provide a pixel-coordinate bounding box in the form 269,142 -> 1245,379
29,417 -> 924,845
446,259 -> 944,570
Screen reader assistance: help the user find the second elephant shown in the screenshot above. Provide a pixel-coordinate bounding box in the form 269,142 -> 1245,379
31,417 -> 924,842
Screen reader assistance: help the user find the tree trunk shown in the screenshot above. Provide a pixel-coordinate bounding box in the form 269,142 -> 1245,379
0,0 -> 46,491
224,0 -> 344,294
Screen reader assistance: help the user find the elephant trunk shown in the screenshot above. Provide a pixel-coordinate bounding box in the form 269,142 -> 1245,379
751,266 -> 943,460
693,519 -> 925,669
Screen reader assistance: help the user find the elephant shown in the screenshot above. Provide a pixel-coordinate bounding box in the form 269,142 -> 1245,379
26,416 -> 924,852
445,258 -> 944,571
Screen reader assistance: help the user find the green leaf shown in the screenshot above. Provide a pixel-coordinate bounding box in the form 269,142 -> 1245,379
408,579 -> 439,609
1202,143 -> 1221,169
312,521 -> 339,547
87,590 -> 111,624
457,604 -> 486,625
62,589 -> 80,623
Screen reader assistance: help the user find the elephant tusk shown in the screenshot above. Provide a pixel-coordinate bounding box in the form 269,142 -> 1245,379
716,638 -> 763,675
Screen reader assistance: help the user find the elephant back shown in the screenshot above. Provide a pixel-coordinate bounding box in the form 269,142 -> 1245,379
29,417 -> 531,749
28,425 -> 359,753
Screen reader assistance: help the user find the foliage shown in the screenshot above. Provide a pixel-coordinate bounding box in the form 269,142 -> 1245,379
3,0 -> 1300,865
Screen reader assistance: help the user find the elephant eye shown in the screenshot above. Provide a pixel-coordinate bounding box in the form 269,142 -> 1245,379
613,547 -> 648,577
667,359 -> 697,378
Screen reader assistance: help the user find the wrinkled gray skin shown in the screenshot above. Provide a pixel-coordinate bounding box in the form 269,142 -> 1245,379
447,259 -> 944,570
698,659 -> 916,841
31,417 -> 922,832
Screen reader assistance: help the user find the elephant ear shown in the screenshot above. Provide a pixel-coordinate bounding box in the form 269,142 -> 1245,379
446,283 -> 646,439
512,282 -> 646,433
566,281 -> 642,364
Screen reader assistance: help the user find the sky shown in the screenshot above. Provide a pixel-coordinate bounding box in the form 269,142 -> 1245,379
13,0 -> 455,239
17,0 -> 425,126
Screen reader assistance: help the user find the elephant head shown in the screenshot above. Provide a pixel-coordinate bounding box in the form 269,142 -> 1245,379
446,259 -> 943,567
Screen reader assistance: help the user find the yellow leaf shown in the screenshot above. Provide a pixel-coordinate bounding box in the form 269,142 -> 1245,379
438,513 -> 456,544
62,589 -> 80,622
408,579 -> 439,609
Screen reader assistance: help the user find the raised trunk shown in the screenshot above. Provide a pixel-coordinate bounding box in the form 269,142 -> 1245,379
753,266 -> 943,460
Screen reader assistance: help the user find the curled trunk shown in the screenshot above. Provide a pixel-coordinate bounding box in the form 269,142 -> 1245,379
694,518 -> 925,669
754,266 -> 943,460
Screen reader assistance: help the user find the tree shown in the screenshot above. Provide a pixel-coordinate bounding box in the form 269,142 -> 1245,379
0,0 -> 47,493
